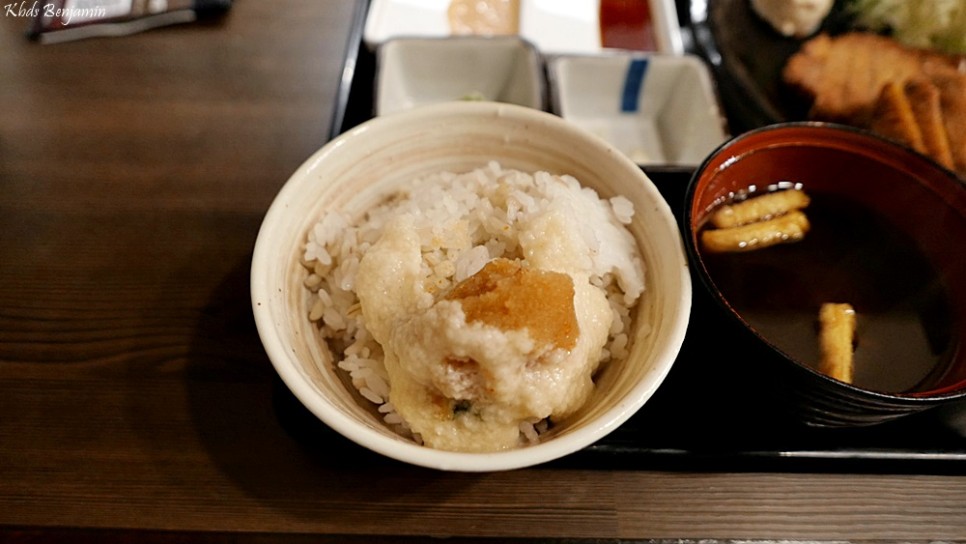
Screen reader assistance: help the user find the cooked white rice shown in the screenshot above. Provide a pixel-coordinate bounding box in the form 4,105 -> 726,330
301,161 -> 645,444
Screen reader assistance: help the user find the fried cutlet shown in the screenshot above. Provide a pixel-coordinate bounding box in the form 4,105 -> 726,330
905,78 -> 956,171
785,31 -> 966,177
870,80 -> 925,154
870,78 -> 955,171
783,32 -> 925,123
924,62 -> 966,175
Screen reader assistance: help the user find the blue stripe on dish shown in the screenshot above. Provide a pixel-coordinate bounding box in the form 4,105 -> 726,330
621,58 -> 649,113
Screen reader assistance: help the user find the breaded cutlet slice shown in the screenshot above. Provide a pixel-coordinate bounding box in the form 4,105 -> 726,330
783,32 -> 831,85
904,78 -> 955,171
870,80 -> 925,155
869,78 -> 956,172
784,32 -> 925,122
924,62 -> 966,176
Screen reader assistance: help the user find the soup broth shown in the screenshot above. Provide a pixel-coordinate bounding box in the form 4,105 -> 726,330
700,189 -> 955,394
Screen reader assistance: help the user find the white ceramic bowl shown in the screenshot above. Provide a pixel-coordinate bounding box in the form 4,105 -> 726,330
251,102 -> 691,471
549,53 -> 729,168
376,36 -> 544,116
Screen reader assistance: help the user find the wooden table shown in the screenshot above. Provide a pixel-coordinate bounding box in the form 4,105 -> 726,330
2,1 -> 964,541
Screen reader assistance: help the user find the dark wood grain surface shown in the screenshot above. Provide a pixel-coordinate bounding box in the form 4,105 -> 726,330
1,1 -> 965,542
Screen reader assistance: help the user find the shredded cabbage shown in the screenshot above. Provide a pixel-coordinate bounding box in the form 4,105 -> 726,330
849,0 -> 966,55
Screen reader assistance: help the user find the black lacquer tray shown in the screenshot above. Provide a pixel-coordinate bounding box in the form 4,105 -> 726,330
311,0 -> 966,474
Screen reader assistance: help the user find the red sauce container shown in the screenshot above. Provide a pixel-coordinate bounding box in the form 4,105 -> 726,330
599,0 -> 656,51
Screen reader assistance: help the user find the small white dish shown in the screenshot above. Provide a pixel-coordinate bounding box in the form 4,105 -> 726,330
363,0 -> 684,55
549,53 -> 729,168
375,36 -> 544,116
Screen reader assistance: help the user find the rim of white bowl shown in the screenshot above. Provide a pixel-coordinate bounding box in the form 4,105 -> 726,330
251,101 -> 691,472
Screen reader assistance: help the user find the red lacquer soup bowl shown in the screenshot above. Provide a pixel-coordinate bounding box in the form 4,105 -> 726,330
684,123 -> 966,427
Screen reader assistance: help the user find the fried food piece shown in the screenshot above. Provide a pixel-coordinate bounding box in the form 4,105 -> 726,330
701,210 -> 810,253
445,258 -> 578,350
783,32 -> 832,97
906,78 -> 956,170
925,63 -> 966,175
818,303 -> 856,384
786,31 -> 966,176
784,32 -> 926,122
870,78 -> 955,170
709,189 -> 811,229
870,80 -> 926,154
447,0 -> 520,35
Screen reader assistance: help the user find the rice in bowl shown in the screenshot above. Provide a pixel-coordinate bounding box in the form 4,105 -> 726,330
301,161 -> 646,452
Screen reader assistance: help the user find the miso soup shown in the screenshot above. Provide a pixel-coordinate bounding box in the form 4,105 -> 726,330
700,188 -> 955,393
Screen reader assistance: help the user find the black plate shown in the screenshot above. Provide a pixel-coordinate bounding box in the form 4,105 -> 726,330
687,0 -> 857,133
316,0 -> 966,474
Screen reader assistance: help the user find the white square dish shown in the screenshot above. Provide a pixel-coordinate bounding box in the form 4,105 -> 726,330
549,53 -> 729,167
375,36 -> 544,116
